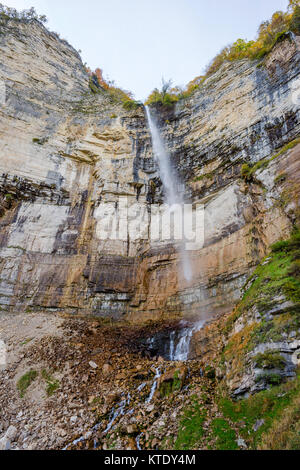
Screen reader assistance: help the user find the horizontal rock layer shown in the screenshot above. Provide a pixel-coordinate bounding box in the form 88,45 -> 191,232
0,19 -> 299,322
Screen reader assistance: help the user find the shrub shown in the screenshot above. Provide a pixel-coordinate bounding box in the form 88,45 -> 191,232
255,373 -> 283,386
290,5 -> 300,34
204,2 -> 299,77
253,351 -> 286,370
0,4 -> 47,23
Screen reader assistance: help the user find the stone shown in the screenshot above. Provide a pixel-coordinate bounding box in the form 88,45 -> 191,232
0,437 -> 11,450
253,419 -> 265,432
126,424 -> 138,435
5,425 -> 17,441
102,364 -> 112,375
237,438 -> 247,449
89,361 -> 98,369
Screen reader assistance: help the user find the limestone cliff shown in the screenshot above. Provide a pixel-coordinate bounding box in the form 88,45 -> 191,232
0,18 -> 299,327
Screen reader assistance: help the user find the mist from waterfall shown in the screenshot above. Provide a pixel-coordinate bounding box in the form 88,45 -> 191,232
145,106 -> 192,282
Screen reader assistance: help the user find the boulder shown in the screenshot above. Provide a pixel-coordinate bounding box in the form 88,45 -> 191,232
157,366 -> 187,397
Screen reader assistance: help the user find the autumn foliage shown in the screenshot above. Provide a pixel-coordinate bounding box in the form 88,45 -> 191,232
146,1 -> 300,106
206,0 -> 300,76
86,67 -> 141,109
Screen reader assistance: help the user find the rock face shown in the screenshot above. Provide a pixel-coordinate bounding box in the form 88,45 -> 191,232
0,18 -> 299,323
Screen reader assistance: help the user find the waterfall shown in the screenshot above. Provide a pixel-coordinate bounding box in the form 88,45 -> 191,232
169,321 -> 205,361
145,106 -> 192,282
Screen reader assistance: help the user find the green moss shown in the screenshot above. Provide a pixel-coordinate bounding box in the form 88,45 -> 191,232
210,418 -> 238,450
270,137 -> 300,161
241,160 -> 268,182
175,396 -> 207,450
274,173 -> 287,185
159,370 -> 183,397
205,366 -> 216,379
17,370 -> 38,398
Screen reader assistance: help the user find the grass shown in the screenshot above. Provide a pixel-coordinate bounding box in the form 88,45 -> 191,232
20,338 -> 33,346
17,370 -> 38,398
174,395 -> 207,450
222,228 -> 300,386
218,371 -> 300,449
235,228 -> 300,316
209,418 -> 238,450
41,369 -> 60,396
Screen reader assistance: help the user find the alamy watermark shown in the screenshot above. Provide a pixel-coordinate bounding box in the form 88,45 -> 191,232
94,197 -> 205,250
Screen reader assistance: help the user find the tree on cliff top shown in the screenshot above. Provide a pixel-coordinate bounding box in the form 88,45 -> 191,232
0,4 -> 47,23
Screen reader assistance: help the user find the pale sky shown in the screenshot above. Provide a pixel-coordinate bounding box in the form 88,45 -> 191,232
2,0 -> 289,100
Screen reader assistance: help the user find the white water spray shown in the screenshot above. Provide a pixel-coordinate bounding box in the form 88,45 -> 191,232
169,320 -> 205,361
145,106 -> 192,282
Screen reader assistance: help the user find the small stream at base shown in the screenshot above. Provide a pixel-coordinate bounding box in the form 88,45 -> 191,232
63,320 -> 205,450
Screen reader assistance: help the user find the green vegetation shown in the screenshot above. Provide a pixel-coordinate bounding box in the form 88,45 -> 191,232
146,2 -> 300,106
32,137 -> 48,145
209,418 -> 238,450
241,160 -> 269,182
253,350 -> 286,370
255,372 -> 283,386
175,395 -> 207,450
223,228 -> 300,385
159,370 -> 184,397
87,67 -> 142,111
242,228 -> 300,314
0,4 -> 47,23
233,228 -> 300,318
205,1 -> 300,76
218,371 -> 300,449
41,369 -> 60,396
17,370 -> 38,398
240,137 -> 300,183
20,338 -> 33,346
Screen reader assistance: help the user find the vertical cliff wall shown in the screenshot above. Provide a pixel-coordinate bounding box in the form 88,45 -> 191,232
0,19 -> 299,323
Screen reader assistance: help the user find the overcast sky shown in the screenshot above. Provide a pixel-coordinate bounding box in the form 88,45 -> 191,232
2,0 -> 289,100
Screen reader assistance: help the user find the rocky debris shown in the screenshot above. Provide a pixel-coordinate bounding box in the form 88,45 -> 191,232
0,425 -> 17,450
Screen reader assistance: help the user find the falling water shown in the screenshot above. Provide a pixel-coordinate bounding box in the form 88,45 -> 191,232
145,106 -> 192,282
169,320 -> 205,361
146,367 -> 161,403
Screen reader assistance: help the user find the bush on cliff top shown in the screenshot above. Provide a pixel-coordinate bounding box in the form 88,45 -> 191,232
146,1 -> 300,106
86,66 -> 142,110
205,1 -> 300,76
0,4 -> 47,23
